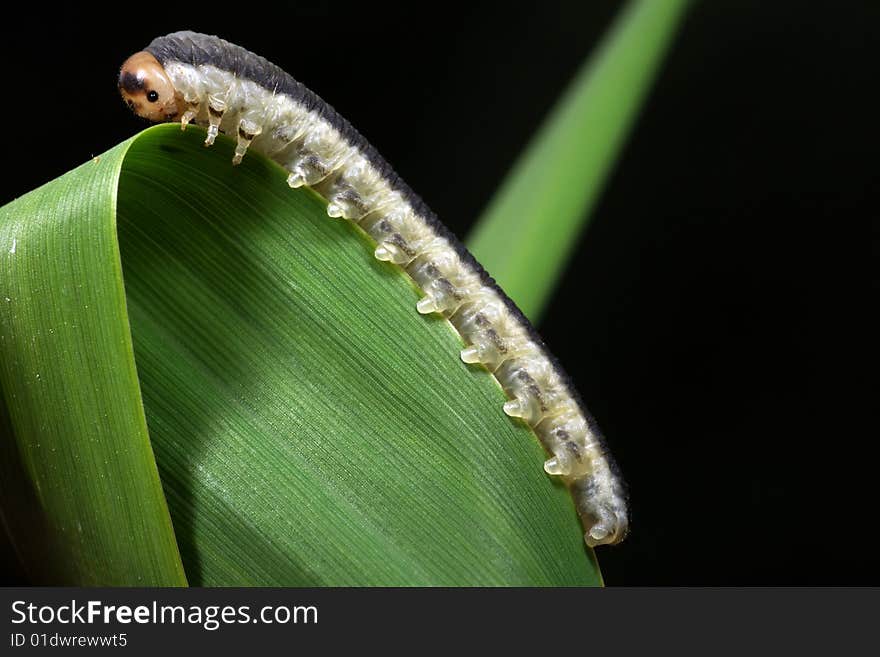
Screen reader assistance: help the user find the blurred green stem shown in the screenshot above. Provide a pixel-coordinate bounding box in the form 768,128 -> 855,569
466,0 -> 690,322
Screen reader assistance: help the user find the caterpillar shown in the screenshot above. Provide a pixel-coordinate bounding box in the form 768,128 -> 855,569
118,31 -> 629,547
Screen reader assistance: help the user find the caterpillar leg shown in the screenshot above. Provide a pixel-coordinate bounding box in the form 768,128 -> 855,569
570,476 -> 629,547
287,154 -> 337,189
180,108 -> 197,130
502,394 -> 543,424
373,232 -> 416,265
374,241 -> 414,265
459,332 -> 523,371
326,187 -> 368,220
407,254 -> 469,315
232,120 -> 262,165
543,455 -> 571,476
416,278 -> 465,315
204,97 -> 226,146
543,440 -> 582,477
179,99 -> 200,130
286,155 -> 321,188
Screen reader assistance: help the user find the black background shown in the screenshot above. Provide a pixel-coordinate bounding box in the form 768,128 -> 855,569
1,1 -> 873,584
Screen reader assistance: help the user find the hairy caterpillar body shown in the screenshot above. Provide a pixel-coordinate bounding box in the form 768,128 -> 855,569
118,31 -> 629,548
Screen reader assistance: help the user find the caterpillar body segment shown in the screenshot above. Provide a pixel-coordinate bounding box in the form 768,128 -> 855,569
118,31 -> 629,548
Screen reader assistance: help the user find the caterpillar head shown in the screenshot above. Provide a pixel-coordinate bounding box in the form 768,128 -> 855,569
118,51 -> 180,122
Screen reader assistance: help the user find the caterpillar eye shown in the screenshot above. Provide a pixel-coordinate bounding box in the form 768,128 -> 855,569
147,90 -> 159,103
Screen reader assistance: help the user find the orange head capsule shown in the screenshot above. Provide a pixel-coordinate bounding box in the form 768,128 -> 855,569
118,51 -> 180,122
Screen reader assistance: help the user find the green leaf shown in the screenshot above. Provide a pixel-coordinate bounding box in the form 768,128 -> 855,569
1,125 -> 600,585
0,138 -> 186,586
467,0 -> 691,321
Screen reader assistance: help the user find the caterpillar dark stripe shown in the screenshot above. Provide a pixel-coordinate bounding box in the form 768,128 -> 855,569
118,31 -> 629,548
